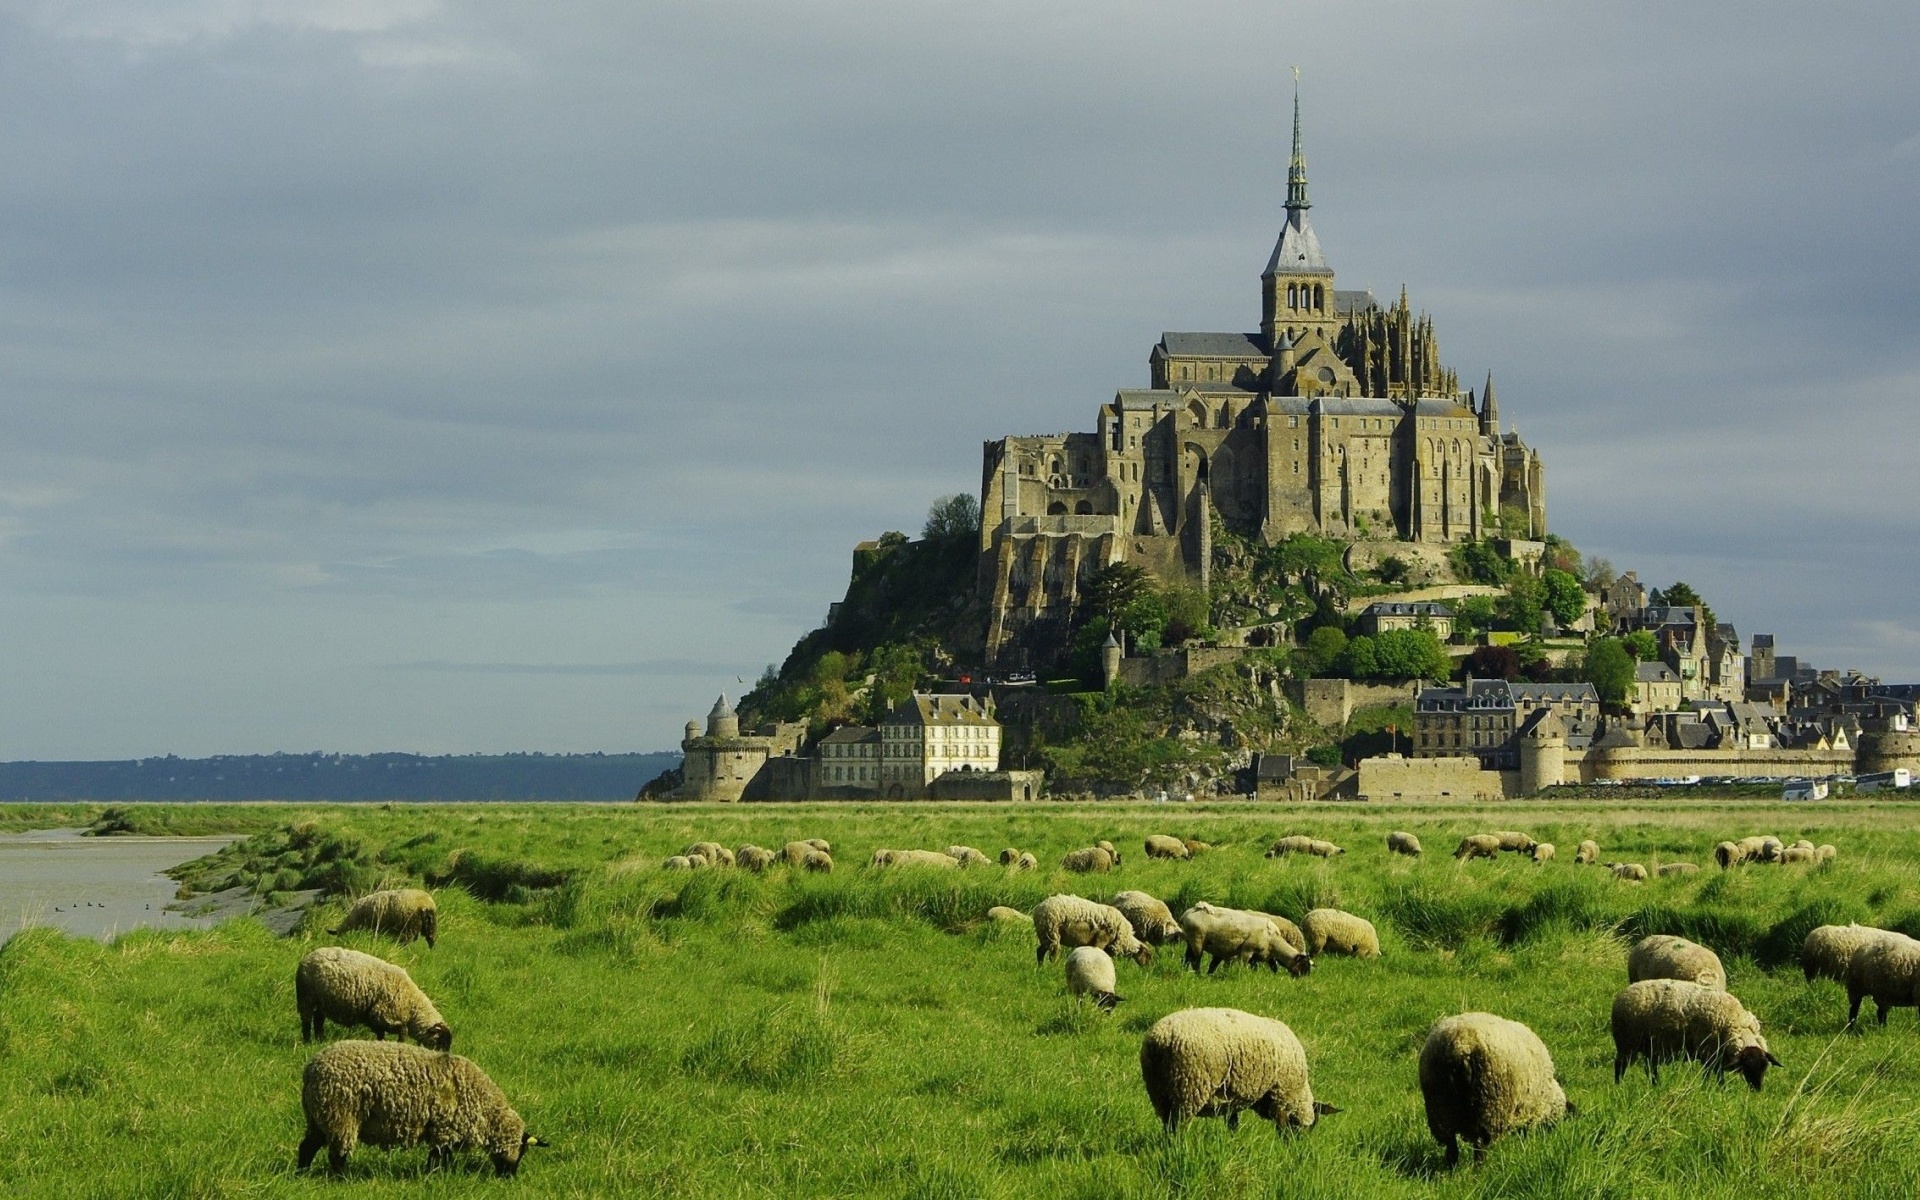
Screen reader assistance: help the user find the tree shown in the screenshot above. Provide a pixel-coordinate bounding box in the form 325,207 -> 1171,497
1118,590 -> 1169,650
922,493 -> 980,541
1079,563 -> 1151,624
1160,584 -> 1212,646
1582,638 -> 1636,709
1449,539 -> 1510,586
1300,626 -> 1348,677
1339,635 -> 1379,679
1542,569 -> 1586,627
1658,580 -> 1718,632
1542,534 -> 1583,577
1583,555 -> 1617,590
1371,628 -> 1452,681
1622,630 -> 1659,661
1464,644 -> 1522,681
1454,594 -> 1498,639
1500,573 -> 1545,635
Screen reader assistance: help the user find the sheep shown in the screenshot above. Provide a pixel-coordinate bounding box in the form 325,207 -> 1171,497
1418,1012 -> 1571,1166
1097,840 -> 1118,859
1110,891 -> 1182,946
1739,835 -> 1783,864
998,848 -> 1023,866
1713,841 -> 1744,869
735,845 -> 777,872
1530,843 -> 1555,864
1064,946 -> 1122,1010
1062,847 -> 1118,874
800,850 -> 833,873
1182,839 -> 1214,856
682,842 -> 734,867
1387,831 -> 1423,857
1178,903 -> 1310,977
1015,852 -> 1038,871
1845,935 -> 1920,1028
1307,839 -> 1345,858
1789,839 -> 1816,852
1802,924 -> 1903,985
683,852 -> 711,869
296,948 -> 452,1051
944,845 -> 991,867
1258,912 -> 1308,954
780,841 -> 821,867
1611,979 -> 1779,1089
1575,840 -> 1600,865
1656,862 -> 1699,877
330,889 -> 439,949
1491,831 -> 1537,854
1781,846 -> 1816,864
297,1041 -> 541,1178
1266,835 -> 1317,858
1144,835 -> 1192,861
662,855 -> 695,871
986,905 -> 1033,925
1454,835 -> 1501,861
883,849 -> 962,869
1816,844 -> 1838,863
1627,934 -> 1727,990
1031,895 -> 1152,966
804,838 -> 831,853
1140,1007 -> 1336,1133
1609,863 -> 1649,882
1301,909 -> 1380,959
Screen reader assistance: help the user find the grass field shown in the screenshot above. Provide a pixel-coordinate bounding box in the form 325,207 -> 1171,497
5,799 -> 1920,1198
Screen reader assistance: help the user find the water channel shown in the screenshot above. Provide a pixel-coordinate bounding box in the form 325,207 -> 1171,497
0,828 -> 238,945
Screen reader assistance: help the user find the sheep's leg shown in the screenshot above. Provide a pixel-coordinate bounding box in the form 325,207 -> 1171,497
1613,1052 -> 1627,1083
1848,991 -> 1864,1028
1470,1140 -> 1488,1166
1442,1134 -> 1459,1167
326,1144 -> 350,1178
1035,942 -> 1050,967
1877,1001 -> 1890,1026
1185,945 -> 1202,972
1207,954 -> 1224,975
296,1125 -> 325,1171
1226,1110 -> 1239,1131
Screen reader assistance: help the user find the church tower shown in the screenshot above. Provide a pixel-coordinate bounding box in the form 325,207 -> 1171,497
1260,76 -> 1338,350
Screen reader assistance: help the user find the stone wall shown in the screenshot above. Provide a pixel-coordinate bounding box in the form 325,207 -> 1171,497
1582,747 -> 1856,783
1356,754 -> 1517,800
928,769 -> 1046,801
1287,678 -> 1418,728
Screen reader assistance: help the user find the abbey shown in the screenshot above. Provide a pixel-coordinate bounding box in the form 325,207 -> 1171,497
979,87 -> 1546,661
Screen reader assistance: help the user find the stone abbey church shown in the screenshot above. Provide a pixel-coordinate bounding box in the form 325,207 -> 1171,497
979,89 -> 1547,661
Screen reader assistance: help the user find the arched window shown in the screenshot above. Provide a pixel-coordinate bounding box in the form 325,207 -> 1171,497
1047,501 -> 1067,515
1313,284 -> 1323,309
1287,283 -> 1297,308
1074,500 -> 1092,515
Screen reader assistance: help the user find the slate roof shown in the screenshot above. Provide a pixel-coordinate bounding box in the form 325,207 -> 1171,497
885,693 -> 999,728
1414,398 -> 1477,419
1510,683 -> 1602,705
1636,662 -> 1680,684
1335,289 -> 1378,315
1264,210 -> 1332,275
1361,601 -> 1454,618
1312,396 -> 1405,417
1159,332 -> 1269,358
818,726 -> 879,746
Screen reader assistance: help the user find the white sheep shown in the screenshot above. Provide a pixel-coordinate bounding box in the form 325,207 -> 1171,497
1015,852 -> 1038,871
1656,862 -> 1699,877
1182,839 -> 1214,856
1178,903 -> 1310,977
1454,835 -> 1501,861
1491,831 -> 1537,854
1713,841 -> 1745,869
880,849 -> 961,869
1816,844 -> 1838,863
296,947 -> 451,1051
1140,1007 -> 1336,1133
1780,846 -> 1816,864
1307,839 -> 1345,858
1301,909 -> 1379,959
297,1041 -> 542,1178
1144,835 -> 1191,861
986,905 -> 1033,925
800,849 -> 833,873
1030,894 -> 1152,966
1387,831 -> 1423,857
735,845 -> 777,872
1575,840 -> 1600,865
998,848 -> 1024,866
330,889 -> 439,948
1627,934 -> 1726,989
1611,978 -> 1779,1089
1609,863 -> 1649,882
1266,835 -> 1317,858
1846,935 -> 1920,1028
662,855 -> 695,871
944,845 -> 991,867
1802,924 -> 1902,985
682,842 -> 734,867
1064,946 -> 1122,1009
1530,843 -> 1555,864
1418,1012 -> 1571,1165
1109,891 -> 1182,945
1062,847 -> 1118,873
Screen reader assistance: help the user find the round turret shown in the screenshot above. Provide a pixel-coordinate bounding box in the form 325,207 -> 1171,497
1518,709 -> 1567,795
684,720 -> 701,746
707,694 -> 740,739
1101,631 -> 1123,689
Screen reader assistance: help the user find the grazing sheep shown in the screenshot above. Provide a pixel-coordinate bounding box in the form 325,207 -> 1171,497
1387,831 -> 1423,857
1790,839 -> 1816,851
1110,891 -> 1183,945
1816,844 -> 1838,863
1530,843 -> 1555,864
944,846 -> 991,867
802,838 -> 831,853
1575,840 -> 1600,865
1609,863 -> 1649,882
331,889 -> 439,949
1064,946 -> 1122,1010
735,845 -> 777,873
1178,903 -> 1310,977
1491,831 -> 1537,854
1419,1013 -> 1571,1166
781,841 -> 822,867
1454,835 -> 1501,861
1015,852 -> 1038,871
1627,934 -> 1727,990
799,850 -> 833,873
1144,835 -> 1192,861
1846,935 -> 1920,1027
1182,839 -> 1214,856
1257,912 -> 1308,955
1611,979 -> 1778,1089
1780,846 -> 1816,865
1062,847 -> 1118,874
1744,836 -> 1784,864
986,905 -> 1033,925
881,849 -> 961,869
1802,924 -> 1902,985
998,848 -> 1023,866
1656,862 -> 1699,877
1140,1008 -> 1336,1133
1307,839 -> 1345,858
683,853 -> 711,869
1713,841 -> 1742,869
1266,835 -> 1317,858
1301,909 -> 1380,959
297,1041 -> 540,1178
1031,895 -> 1152,966
1097,840 -> 1118,858
296,948 -> 451,1050
682,842 -> 734,867
662,855 -> 695,871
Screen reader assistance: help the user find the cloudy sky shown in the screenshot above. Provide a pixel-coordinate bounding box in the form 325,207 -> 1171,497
2,1 -> 1916,759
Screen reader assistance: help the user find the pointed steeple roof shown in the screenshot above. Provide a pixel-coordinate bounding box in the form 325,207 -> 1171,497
1264,71 -> 1330,277
1480,371 -> 1499,435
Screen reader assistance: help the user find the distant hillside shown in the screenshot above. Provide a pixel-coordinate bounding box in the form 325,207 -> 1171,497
0,752 -> 679,803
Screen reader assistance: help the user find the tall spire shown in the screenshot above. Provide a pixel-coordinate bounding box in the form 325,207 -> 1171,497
1481,371 -> 1500,436
1286,67 -> 1310,212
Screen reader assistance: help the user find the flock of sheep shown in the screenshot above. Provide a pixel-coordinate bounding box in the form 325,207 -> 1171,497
279,823 -> 1879,1178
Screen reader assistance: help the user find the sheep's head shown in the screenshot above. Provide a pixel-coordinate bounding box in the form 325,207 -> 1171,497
493,1131 -> 546,1178
419,1022 -> 452,1051
1735,1044 -> 1780,1090
1129,942 -> 1154,967
1285,953 -> 1313,978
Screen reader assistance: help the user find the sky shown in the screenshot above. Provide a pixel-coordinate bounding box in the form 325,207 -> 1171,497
2,1 -> 1917,759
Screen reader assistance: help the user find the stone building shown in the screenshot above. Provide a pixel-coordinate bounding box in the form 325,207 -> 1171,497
1355,600 -> 1454,639
880,693 -> 1003,795
675,696 -> 808,802
979,83 -> 1547,662
1412,679 -> 1599,770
